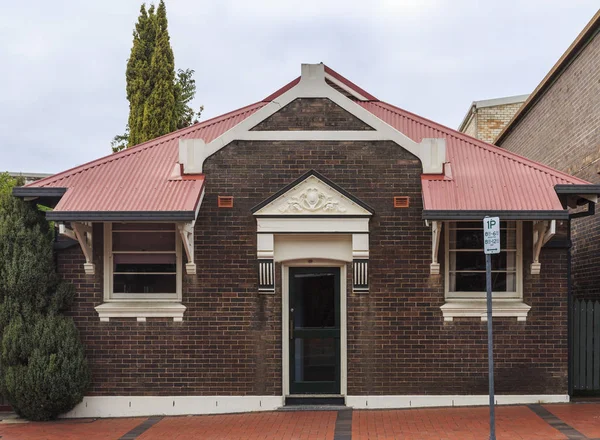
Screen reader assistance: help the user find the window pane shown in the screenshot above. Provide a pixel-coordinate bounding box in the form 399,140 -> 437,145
114,254 -> 176,264
113,231 -> 175,252
452,251 -> 516,271
490,252 -> 517,270
294,338 -> 336,382
113,274 -> 176,293
453,272 -> 485,291
452,272 -> 511,292
450,222 -> 517,250
114,253 -> 176,273
112,223 -> 175,231
454,252 -> 485,271
454,229 -> 484,249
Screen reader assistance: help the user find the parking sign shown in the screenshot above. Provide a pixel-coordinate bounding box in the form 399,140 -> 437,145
483,217 -> 500,254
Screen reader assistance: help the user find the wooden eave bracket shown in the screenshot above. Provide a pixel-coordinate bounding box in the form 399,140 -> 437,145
177,221 -> 196,275
430,221 -> 442,275
59,222 -> 95,275
531,220 -> 556,275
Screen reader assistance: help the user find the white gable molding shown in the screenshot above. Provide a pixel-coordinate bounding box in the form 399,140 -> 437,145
253,174 -> 373,217
324,71 -> 370,101
187,64 -> 446,174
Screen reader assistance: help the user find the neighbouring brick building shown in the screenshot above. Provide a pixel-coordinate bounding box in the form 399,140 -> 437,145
14,63 -> 600,418
496,11 -> 600,304
458,94 -> 528,143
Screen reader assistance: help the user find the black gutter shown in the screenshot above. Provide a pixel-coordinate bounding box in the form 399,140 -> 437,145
554,184 -> 600,195
571,201 -> 595,219
46,211 -> 196,222
423,210 -> 569,221
12,187 -> 67,198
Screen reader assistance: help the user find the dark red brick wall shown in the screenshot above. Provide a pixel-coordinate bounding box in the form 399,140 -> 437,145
497,33 -> 600,299
57,101 -> 569,397
251,98 -> 374,131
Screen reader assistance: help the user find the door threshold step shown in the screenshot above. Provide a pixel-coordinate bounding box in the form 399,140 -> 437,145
279,405 -> 348,411
285,396 -> 345,406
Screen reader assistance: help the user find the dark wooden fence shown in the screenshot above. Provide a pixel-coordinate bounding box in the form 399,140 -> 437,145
573,298 -> 600,392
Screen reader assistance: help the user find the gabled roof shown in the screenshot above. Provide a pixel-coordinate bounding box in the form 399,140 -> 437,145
24,102 -> 265,221
357,100 -> 591,218
20,64 -> 597,221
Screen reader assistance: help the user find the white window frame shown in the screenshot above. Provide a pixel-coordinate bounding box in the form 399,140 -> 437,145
444,221 -> 523,300
103,222 -> 182,302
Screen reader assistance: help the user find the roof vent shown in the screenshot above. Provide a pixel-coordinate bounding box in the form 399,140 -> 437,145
394,196 -> 410,208
218,196 -> 234,208
179,139 -> 206,174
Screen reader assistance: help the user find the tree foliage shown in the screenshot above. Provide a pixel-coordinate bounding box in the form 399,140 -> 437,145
112,1 -> 202,152
126,4 -> 156,148
174,69 -> 204,129
141,0 -> 176,140
0,174 -> 89,420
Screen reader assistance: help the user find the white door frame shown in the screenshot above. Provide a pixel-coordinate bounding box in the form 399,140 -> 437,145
282,259 -> 348,397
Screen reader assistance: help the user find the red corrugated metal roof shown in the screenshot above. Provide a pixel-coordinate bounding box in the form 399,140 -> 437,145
27,102 -> 266,215
26,65 -> 591,217
357,101 -> 589,212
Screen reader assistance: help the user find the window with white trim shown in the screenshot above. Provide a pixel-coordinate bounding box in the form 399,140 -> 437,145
445,221 -> 522,299
105,223 -> 182,301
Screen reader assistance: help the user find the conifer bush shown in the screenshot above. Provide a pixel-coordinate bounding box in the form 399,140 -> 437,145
0,173 -> 89,420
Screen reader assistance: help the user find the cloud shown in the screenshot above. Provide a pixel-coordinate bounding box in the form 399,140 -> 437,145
0,0 -> 597,173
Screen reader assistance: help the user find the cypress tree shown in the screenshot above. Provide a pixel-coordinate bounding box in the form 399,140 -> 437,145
141,0 -> 176,139
0,174 -> 90,420
126,4 -> 155,147
112,2 -> 202,152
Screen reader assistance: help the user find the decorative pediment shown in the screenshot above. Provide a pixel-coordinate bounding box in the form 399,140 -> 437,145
252,171 -> 373,217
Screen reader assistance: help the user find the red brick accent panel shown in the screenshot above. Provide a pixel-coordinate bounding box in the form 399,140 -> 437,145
250,98 -> 374,130
497,33 -> 600,300
58,139 -> 568,397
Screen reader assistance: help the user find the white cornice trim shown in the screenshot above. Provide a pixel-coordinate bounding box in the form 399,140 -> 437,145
194,64 -> 445,174
234,131 -> 395,141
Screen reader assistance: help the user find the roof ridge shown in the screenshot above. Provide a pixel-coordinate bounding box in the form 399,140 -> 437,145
29,102 -> 264,188
323,65 -> 378,101
373,101 -> 589,185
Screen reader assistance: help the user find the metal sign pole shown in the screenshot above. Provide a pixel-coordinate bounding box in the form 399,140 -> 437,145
486,252 -> 496,440
483,216 -> 499,440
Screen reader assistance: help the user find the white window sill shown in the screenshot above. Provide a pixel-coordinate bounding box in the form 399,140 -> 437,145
95,302 -> 186,322
440,300 -> 531,322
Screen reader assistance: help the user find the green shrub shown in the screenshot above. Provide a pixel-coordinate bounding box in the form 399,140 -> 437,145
1,313 -> 90,421
0,173 -> 89,420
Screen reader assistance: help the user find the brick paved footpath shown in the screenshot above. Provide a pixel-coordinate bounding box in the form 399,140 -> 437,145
0,403 -> 599,440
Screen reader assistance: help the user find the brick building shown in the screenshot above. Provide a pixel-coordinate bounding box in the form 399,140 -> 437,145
458,94 -> 528,143
14,64 -> 600,418
496,11 -> 600,302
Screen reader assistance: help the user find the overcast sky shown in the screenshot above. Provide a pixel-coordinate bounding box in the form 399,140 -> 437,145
1,1 -> 598,174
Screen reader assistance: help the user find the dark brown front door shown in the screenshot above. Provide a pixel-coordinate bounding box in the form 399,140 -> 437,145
289,267 -> 341,394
